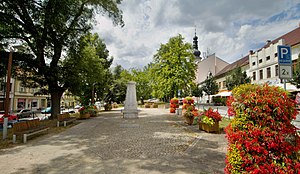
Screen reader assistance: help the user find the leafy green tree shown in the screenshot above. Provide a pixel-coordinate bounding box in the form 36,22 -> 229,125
64,33 -> 111,105
105,65 -> 129,104
202,72 -> 219,103
225,67 -> 251,90
191,83 -> 203,97
0,0 -> 123,117
150,34 -> 197,101
131,67 -> 152,104
290,54 -> 300,88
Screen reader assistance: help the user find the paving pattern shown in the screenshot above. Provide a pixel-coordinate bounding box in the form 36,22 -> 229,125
0,108 -> 227,174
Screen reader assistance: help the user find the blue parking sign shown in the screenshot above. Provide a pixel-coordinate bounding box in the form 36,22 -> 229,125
278,45 -> 292,65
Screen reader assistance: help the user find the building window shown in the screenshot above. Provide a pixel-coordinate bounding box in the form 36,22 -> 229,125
31,100 -> 38,108
253,72 -> 256,81
17,99 -> 26,110
267,67 -> 271,78
275,65 -> 279,76
20,86 -> 25,93
259,59 -> 263,63
266,56 -> 270,61
223,81 -> 226,88
218,82 -> 221,88
31,88 -> 36,94
252,62 -> 256,66
259,70 -> 263,79
275,53 -> 278,57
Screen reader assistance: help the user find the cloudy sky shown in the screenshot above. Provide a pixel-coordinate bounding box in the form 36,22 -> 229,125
94,0 -> 300,69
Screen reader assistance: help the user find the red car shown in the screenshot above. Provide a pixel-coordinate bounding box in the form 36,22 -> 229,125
0,111 -> 18,123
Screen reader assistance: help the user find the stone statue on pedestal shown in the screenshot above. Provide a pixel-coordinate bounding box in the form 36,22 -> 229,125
122,81 -> 139,118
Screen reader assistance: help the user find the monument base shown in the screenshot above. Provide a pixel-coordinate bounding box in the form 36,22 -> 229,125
122,109 -> 139,119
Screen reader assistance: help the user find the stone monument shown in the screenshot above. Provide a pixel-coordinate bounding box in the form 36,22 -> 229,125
122,81 -> 139,118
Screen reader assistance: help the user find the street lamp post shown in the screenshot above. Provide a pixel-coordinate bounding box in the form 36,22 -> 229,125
3,50 -> 13,140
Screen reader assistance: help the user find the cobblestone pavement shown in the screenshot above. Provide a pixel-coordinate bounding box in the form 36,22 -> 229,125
0,108 -> 227,174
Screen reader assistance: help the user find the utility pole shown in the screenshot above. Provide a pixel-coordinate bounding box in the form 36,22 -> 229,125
3,51 -> 12,139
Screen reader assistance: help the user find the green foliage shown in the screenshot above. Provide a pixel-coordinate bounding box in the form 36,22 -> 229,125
131,67 -> 152,101
65,33 -> 111,105
104,65 -> 128,103
0,0 -> 124,117
289,53 -> 300,88
212,96 -> 226,106
150,34 -> 197,100
225,67 -> 251,90
191,83 -> 203,98
201,72 -> 219,97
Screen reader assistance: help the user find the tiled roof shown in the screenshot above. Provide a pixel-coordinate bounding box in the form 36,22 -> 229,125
263,26 -> 300,48
215,55 -> 249,77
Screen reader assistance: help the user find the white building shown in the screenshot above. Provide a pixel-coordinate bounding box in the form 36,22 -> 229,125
249,26 -> 300,91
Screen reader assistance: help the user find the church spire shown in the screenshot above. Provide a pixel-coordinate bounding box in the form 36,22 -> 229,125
193,26 -> 201,60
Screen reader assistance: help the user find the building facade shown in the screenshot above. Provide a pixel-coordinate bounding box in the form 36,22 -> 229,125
195,53 -> 229,84
249,26 -> 300,91
195,24 -> 300,103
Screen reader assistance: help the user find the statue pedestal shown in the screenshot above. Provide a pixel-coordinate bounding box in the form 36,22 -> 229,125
123,81 -> 139,119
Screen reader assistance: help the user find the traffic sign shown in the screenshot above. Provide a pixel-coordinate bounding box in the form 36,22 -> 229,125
278,45 -> 292,65
279,65 -> 292,79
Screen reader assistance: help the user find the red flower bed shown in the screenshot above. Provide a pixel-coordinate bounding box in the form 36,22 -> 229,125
225,84 -> 300,173
200,107 -> 222,122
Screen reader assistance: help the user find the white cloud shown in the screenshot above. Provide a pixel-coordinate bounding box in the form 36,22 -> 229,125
93,0 -> 300,69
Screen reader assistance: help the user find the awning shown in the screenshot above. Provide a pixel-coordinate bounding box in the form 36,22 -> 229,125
215,91 -> 232,97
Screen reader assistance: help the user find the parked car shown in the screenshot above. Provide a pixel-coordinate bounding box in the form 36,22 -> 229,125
61,109 -> 76,114
0,112 -> 18,128
17,109 -> 37,119
41,107 -> 51,114
74,105 -> 81,109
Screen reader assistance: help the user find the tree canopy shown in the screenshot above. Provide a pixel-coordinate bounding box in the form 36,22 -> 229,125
290,53 -> 300,88
0,0 -> 124,117
201,72 -> 219,101
225,67 -> 251,91
150,34 -> 197,100
131,67 -> 152,104
65,32 -> 112,105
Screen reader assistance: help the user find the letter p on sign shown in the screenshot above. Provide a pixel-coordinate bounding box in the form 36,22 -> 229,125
278,45 -> 292,65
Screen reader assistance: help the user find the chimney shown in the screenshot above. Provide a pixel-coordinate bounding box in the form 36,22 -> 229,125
266,40 -> 271,44
249,50 -> 253,55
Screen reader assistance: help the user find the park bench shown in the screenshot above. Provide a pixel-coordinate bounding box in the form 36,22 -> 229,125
57,113 -> 76,127
12,119 -> 49,143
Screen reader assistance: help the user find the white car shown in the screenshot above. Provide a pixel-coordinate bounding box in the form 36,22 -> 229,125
74,105 -> 81,109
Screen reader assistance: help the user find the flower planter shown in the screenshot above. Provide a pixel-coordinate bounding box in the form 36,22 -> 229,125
184,116 -> 194,125
199,121 -> 219,133
79,113 -> 90,119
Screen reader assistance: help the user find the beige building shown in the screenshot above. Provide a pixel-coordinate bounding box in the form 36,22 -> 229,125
1,77 -> 77,112
214,55 -> 249,92
0,78 -> 15,112
195,53 -> 229,84
13,79 -> 49,112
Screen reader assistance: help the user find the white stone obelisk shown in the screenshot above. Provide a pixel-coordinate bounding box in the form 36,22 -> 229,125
122,81 -> 139,118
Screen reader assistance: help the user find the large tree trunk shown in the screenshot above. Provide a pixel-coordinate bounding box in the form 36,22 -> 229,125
50,89 -> 64,119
